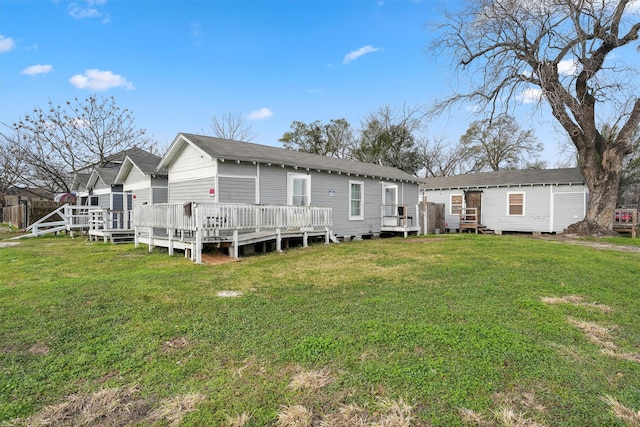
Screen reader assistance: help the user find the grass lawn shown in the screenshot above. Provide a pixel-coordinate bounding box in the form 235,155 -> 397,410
1,233 -> 639,426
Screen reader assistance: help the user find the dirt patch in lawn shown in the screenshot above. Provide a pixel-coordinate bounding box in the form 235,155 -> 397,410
536,235 -> 640,253
201,251 -> 240,265
0,242 -> 21,248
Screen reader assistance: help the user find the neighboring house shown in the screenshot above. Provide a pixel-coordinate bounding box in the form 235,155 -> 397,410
114,152 -> 168,211
155,132 -> 421,240
420,168 -> 588,234
72,148 -> 158,209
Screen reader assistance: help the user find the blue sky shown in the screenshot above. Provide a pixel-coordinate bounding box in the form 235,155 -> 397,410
0,0 -> 585,165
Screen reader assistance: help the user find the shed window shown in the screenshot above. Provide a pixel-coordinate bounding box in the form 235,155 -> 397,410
349,181 -> 364,220
508,192 -> 525,216
450,194 -> 463,215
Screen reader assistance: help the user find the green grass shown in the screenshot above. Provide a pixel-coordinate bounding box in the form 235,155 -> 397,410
1,234 -> 640,426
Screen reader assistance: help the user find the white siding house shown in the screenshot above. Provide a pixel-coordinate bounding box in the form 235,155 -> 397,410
420,168 -> 588,234
114,152 -> 168,211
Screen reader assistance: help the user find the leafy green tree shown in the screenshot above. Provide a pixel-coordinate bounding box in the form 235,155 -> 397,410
352,105 -> 426,176
279,119 -> 354,158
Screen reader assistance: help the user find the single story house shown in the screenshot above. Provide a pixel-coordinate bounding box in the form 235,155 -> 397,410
155,132 -> 421,240
114,151 -> 168,211
420,168 -> 588,234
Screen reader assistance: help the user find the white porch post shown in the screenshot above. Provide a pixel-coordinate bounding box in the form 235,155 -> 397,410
194,203 -> 202,263
232,229 -> 239,258
148,226 -> 154,252
134,226 -> 139,248
276,228 -> 282,252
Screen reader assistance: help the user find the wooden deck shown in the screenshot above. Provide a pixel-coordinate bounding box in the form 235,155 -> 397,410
133,203 -> 334,263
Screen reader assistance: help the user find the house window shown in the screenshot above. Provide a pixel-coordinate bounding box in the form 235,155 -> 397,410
288,173 -> 310,206
349,180 -> 364,220
450,194 -> 463,216
508,192 -> 525,216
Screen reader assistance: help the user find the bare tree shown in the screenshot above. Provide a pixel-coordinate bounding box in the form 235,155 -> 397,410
419,136 -> 474,177
0,132 -> 24,207
432,0 -> 640,235
208,111 -> 257,142
9,96 -> 153,195
459,116 -> 542,172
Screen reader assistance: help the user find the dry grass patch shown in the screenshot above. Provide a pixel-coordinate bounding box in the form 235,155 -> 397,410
288,367 -> 334,392
600,395 -> 640,426
459,390 -> 547,427
277,404 -> 313,427
541,295 -> 612,313
567,318 -> 617,349
146,393 -> 206,426
320,403 -> 369,427
601,348 -> 640,363
6,386 -> 205,427
372,398 -> 414,427
459,406 -> 546,427
226,411 -> 252,427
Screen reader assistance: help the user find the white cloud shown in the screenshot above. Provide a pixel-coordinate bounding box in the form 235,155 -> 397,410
519,87 -> 543,104
68,0 -> 110,23
69,69 -> 134,91
247,108 -> 273,120
343,45 -> 381,64
0,35 -> 16,53
22,64 -> 53,76
558,59 -> 579,76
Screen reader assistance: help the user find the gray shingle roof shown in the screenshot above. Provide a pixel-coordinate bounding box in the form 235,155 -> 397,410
177,133 -> 420,183
125,152 -> 166,175
421,168 -> 585,190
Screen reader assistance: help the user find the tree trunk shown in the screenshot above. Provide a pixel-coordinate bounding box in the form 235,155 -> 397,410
564,146 -> 625,236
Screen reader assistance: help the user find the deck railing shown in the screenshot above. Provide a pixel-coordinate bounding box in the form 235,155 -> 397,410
460,208 -> 478,225
89,209 -> 132,231
134,202 -> 332,232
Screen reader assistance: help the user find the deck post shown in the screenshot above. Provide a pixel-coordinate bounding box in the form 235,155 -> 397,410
276,228 -> 282,252
168,230 -> 174,256
195,204 -> 202,263
232,229 -> 239,258
325,227 -> 330,244
148,226 -> 154,253
303,231 -> 308,247
134,226 -> 139,247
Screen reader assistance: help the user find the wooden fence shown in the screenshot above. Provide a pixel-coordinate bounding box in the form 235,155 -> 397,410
1,201 -> 61,229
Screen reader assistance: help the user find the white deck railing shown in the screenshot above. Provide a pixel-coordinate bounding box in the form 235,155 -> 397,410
88,209 -> 132,231
134,202 -> 332,232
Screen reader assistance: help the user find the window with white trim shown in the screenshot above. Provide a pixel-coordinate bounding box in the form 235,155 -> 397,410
450,194 -> 463,216
349,180 -> 364,220
507,192 -> 525,216
287,173 -> 310,206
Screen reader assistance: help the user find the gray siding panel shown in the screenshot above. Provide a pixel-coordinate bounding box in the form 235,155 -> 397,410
219,177 -> 256,203
259,164 -> 287,205
169,178 -> 216,204
152,187 -> 168,204
553,192 -> 585,232
219,161 -> 257,177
